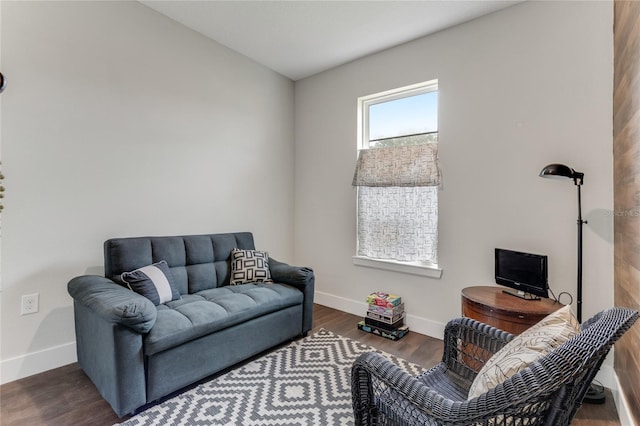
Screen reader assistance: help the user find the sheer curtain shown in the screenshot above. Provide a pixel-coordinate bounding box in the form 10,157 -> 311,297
352,144 -> 440,263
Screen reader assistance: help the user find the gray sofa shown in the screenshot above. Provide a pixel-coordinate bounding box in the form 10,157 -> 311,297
67,232 -> 314,417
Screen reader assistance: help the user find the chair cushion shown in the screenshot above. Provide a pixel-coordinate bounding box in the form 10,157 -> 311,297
143,283 -> 301,355
467,305 -> 580,399
121,260 -> 181,305
230,248 -> 273,285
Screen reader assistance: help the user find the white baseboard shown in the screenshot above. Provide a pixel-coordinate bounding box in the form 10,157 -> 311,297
0,342 -> 77,385
612,371 -> 636,426
590,358 -> 635,426
594,364 -> 615,390
314,290 -> 446,339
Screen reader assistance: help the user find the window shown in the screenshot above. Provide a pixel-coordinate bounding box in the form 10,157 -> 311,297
352,80 -> 441,277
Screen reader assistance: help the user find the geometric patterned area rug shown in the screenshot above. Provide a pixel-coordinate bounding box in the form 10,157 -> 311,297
116,329 -> 425,426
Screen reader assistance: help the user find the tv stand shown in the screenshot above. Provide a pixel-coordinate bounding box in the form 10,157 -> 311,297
462,286 -> 563,335
501,289 -> 541,301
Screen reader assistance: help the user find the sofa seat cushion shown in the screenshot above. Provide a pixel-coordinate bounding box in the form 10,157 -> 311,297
144,283 -> 302,355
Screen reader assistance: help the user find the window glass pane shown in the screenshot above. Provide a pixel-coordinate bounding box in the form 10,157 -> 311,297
369,91 -> 438,142
369,132 -> 437,148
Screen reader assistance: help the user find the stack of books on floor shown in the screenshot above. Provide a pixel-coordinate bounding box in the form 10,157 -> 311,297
357,292 -> 409,341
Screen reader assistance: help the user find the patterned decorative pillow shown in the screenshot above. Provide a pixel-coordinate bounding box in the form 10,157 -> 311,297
121,260 -> 181,306
467,305 -> 580,399
230,248 -> 273,285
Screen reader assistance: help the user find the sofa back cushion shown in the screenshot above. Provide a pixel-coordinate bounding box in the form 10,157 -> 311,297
104,232 -> 256,294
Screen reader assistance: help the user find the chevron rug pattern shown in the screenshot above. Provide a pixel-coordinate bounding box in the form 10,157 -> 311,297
117,329 -> 424,426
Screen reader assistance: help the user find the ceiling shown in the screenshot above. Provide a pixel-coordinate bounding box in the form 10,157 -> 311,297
141,1 -> 522,81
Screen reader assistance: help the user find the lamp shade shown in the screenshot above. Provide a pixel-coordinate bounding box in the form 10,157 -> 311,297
539,163 -> 584,185
539,163 -> 575,180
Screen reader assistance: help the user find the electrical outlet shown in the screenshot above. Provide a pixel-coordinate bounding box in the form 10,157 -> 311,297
21,293 -> 39,315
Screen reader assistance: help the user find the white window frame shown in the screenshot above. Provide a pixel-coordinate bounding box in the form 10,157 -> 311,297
353,79 -> 442,279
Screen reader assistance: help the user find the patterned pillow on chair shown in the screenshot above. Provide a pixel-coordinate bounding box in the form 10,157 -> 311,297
467,305 -> 580,399
230,248 -> 273,285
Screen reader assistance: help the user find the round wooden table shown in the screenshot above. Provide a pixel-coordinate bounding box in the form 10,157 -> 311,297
461,286 -> 564,335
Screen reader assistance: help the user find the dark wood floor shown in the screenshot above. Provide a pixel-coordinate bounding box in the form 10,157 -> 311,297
0,304 -> 620,425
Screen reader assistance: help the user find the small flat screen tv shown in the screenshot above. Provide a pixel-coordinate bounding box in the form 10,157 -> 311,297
495,248 -> 549,300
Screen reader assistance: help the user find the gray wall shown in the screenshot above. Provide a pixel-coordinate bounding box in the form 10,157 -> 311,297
294,1 -> 614,339
0,1 -> 295,382
0,0 -> 617,388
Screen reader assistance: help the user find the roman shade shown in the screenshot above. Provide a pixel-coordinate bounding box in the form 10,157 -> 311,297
352,143 -> 441,187
352,143 -> 440,264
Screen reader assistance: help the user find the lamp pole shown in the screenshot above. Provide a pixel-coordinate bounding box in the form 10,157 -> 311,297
576,179 -> 586,323
540,164 -> 602,403
539,164 -> 585,322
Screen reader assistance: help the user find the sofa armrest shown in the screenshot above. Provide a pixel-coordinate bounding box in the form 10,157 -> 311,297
269,258 -> 315,334
68,275 -> 157,333
269,258 -> 313,287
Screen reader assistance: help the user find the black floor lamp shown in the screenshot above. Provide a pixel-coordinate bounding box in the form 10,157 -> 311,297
539,163 -> 604,404
539,163 -> 586,323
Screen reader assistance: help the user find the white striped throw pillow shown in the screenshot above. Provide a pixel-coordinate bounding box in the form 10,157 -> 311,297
121,260 -> 181,305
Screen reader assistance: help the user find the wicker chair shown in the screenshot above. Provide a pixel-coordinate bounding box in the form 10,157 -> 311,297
352,307 -> 638,426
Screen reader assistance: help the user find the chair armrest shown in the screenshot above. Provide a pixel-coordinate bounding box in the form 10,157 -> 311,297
352,352 -> 463,425
443,317 -> 514,354
441,317 -> 514,380
68,275 -> 156,333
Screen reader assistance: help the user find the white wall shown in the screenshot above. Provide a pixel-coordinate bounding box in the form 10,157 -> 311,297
0,0 -> 615,385
0,1 -> 294,383
294,1 -> 613,336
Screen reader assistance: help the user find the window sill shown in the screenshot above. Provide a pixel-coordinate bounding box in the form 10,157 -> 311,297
352,256 -> 442,279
